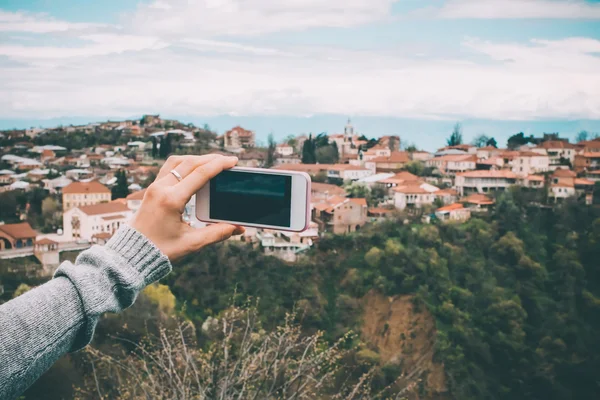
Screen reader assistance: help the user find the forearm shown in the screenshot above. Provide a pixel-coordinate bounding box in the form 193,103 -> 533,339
0,225 -> 171,399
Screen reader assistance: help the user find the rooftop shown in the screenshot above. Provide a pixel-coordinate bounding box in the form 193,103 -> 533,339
77,202 -> 131,216
0,222 -> 37,239
458,170 -> 518,179
63,181 -> 110,194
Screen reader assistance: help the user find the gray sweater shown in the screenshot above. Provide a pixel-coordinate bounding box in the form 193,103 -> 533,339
0,225 -> 172,400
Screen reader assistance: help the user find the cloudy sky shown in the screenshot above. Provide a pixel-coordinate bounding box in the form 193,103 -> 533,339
1,0 -> 599,146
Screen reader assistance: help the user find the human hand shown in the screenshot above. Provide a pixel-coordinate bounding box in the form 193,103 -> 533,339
130,154 -> 245,261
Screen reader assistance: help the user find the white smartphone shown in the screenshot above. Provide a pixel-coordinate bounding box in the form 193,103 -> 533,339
196,167 -> 311,232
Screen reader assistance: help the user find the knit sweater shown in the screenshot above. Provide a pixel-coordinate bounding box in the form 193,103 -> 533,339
0,225 -> 172,400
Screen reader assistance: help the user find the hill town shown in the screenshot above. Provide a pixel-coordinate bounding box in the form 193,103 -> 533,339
0,115 -> 599,272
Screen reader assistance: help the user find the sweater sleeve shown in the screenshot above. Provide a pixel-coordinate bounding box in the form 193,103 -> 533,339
0,225 -> 172,400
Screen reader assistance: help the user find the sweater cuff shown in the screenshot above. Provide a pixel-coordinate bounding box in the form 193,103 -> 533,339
105,224 -> 172,285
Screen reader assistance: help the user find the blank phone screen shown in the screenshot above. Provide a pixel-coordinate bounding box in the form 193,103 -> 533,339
210,170 -> 292,227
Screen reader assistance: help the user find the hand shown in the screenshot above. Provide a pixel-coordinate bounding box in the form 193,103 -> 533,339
130,154 -> 245,261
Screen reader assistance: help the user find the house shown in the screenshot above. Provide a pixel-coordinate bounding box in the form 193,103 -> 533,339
574,153 -> 600,173
454,170 -> 518,196
476,146 -> 502,160
535,141 -> 577,169
41,149 -> 56,163
377,171 -> 421,188
0,222 -> 37,250
65,168 -> 94,181
393,182 -> 437,211
362,146 -> 392,161
367,207 -> 395,221
511,151 -> 550,176
274,155 -> 301,166
461,193 -> 495,212
0,170 -> 15,186
43,176 -> 73,194
433,188 -> 459,205
1,155 -> 42,171
327,165 -> 374,181
410,151 -> 433,161
62,181 -> 111,211
378,135 -> 401,151
435,203 -> 471,223
522,175 -> 545,189
364,151 -> 410,173
476,156 -> 504,170
585,170 -> 600,182
426,154 -> 477,175
125,189 -> 146,212
548,169 -> 594,204
312,197 -> 368,234
576,139 -> 600,154
223,126 -> 255,150
276,143 -> 294,157
311,182 -> 346,200
63,202 -> 133,241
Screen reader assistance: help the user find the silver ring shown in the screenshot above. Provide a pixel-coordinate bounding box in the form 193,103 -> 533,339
170,169 -> 183,182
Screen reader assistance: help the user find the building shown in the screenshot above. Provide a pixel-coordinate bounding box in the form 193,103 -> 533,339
476,146 -> 502,160
393,182 -> 438,211
511,151 -> 550,176
426,154 -> 477,175
410,151 -> 433,161
313,197 -> 368,234
535,141 -> 577,169
435,203 -> 471,223
434,188 -> 459,205
576,139 -> 600,153
364,151 -> 410,173
63,202 -> 133,241
522,175 -> 545,189
0,222 -> 37,250
276,143 -> 294,157
461,193 -> 495,212
327,165 -> 373,181
574,153 -> 600,173
548,169 -> 595,204
223,126 -> 255,149
378,135 -> 401,151
362,146 -> 392,161
62,181 -> 111,211
311,182 -> 346,200
437,144 -> 477,154
454,170 -> 518,196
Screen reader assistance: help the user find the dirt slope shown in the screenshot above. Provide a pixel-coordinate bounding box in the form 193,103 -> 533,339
361,290 -> 448,399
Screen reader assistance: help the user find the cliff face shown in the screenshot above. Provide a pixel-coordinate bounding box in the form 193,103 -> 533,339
361,290 -> 448,400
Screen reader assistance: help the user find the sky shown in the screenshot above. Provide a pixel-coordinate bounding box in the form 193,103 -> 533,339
0,0 -> 599,149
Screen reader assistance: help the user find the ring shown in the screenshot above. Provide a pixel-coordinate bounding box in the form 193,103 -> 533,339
170,169 -> 183,182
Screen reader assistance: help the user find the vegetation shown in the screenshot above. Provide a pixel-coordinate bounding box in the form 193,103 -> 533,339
11,188 -> 600,399
446,123 -> 463,146
111,169 -> 130,200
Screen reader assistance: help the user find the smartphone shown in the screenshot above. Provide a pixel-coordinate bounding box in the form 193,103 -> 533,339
196,167 -> 311,232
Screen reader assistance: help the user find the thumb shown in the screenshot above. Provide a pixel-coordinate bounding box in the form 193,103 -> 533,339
186,223 -> 245,251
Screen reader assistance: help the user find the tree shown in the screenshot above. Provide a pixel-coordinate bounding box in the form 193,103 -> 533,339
507,132 -> 533,150
403,143 -> 418,152
316,144 -> 339,164
406,161 -> 425,176
472,134 -> 490,148
41,197 -> 61,232
576,130 -> 589,143
284,134 -> 297,149
265,133 -> 276,168
159,134 -> 172,159
486,137 -> 498,148
446,123 -> 463,146
302,134 -> 316,164
345,182 -> 370,199
111,170 -> 130,200
151,136 -> 158,158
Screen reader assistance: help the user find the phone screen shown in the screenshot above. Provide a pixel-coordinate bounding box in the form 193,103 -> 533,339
210,170 -> 292,227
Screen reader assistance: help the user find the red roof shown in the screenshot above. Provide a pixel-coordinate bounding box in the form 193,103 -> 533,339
436,203 -> 464,212
126,189 -> 146,201
36,238 -> 58,245
349,198 -> 367,206
394,184 -> 430,194
63,181 -> 110,194
575,178 -> 595,186
435,188 -> 458,196
311,182 -> 346,196
462,193 -> 495,205
432,154 -> 477,162
527,175 -> 544,182
0,222 -> 37,239
552,169 -> 576,178
538,140 -> 576,150
368,207 -> 394,215
225,126 -> 254,138
77,202 -> 131,216
458,170 -> 518,179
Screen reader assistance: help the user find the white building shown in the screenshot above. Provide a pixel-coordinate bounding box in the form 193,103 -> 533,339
511,151 -> 550,176
426,154 -> 477,174
393,183 -> 438,210
276,143 -> 294,156
454,170 -> 519,196
327,165 -> 374,181
63,202 -> 133,241
534,141 -> 577,169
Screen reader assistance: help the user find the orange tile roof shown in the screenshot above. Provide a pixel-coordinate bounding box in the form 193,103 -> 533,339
552,180 -> 574,188
435,188 -> 458,196
77,202 -> 131,216
436,203 -> 464,212
432,154 -> 477,162
527,175 -> 544,181
36,238 -> 58,245
0,222 -> 37,239
126,189 -> 146,200
457,170 -> 518,179
378,171 -> 420,184
518,151 -> 547,157
575,178 -> 595,186
225,126 -> 254,138
63,181 -> 110,194
579,152 -> 600,158
311,182 -> 346,196
92,232 -> 113,239
102,214 -> 127,221
538,140 -> 576,149
349,198 -> 367,206
368,207 -> 394,214
462,193 -> 494,205
552,169 -> 576,178
394,185 -> 430,194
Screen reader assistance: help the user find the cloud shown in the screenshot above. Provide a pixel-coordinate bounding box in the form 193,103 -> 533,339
0,34 -> 599,121
0,10 -> 104,33
434,0 -> 600,19
127,0 -> 399,37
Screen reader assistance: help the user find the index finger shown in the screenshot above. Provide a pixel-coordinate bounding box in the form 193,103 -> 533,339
174,156 -> 238,205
